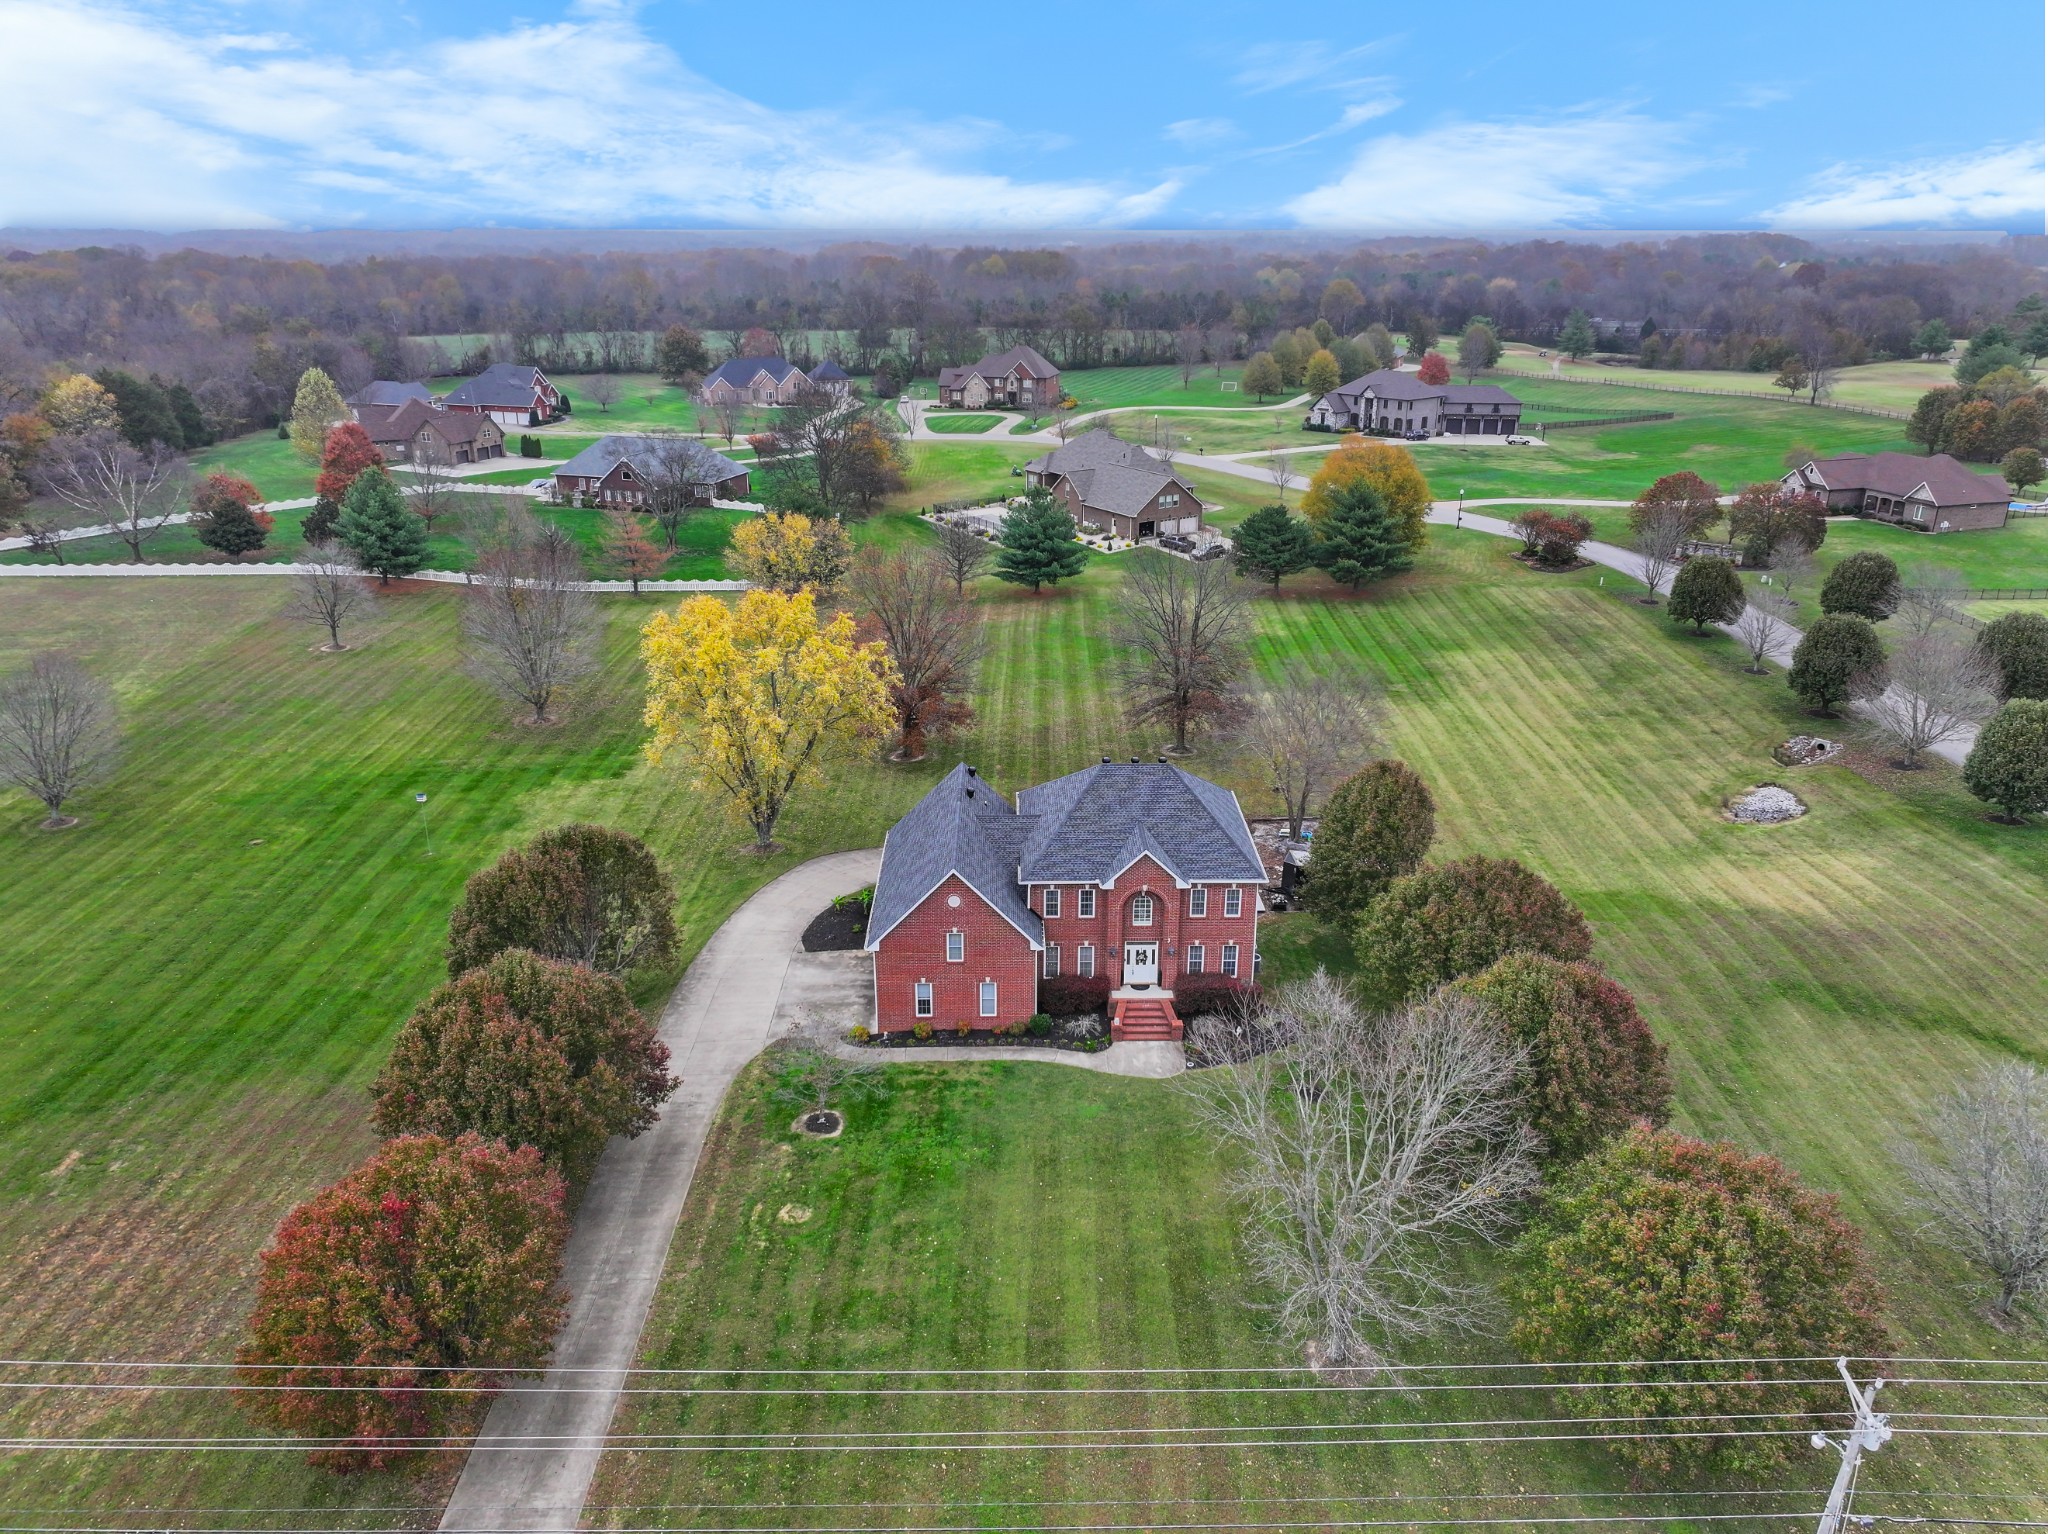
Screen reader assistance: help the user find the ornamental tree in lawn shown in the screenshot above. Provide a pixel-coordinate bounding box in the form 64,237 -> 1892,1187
1788,613 -> 1886,716
1726,483 -> 1827,561
1302,759 -> 1435,924
1240,351 -> 1283,401
1231,503 -> 1317,588
316,422 -> 385,509
2002,446 -> 2045,498
728,511 -> 852,594
1820,550 -> 1903,621
601,508 -> 666,593
1301,437 -> 1430,547
234,1133 -> 568,1470
190,471 -> 273,561
1354,854 -> 1592,1003
1415,350 -> 1450,386
1979,611 -> 2048,700
993,487 -> 1088,592
656,324 -> 710,383
1557,309 -> 1596,359
1302,348 -> 1341,398
447,822 -> 679,978
1505,1125 -> 1889,1476
288,367 -> 350,463
1531,510 -> 1591,566
372,950 -> 676,1191
336,467 -> 428,584
1314,483 -> 1413,590
1964,699 -> 2048,822
1665,555 -> 1745,633
1454,953 -> 1672,1164
1629,470 -> 1721,540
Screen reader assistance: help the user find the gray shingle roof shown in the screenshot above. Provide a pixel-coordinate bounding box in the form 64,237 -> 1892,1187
553,435 -> 748,485
1319,369 -> 1521,408
1061,463 -> 1191,516
702,355 -> 804,389
938,345 -> 1060,387
865,765 -> 1043,951
1022,430 -> 1195,516
444,364 -> 551,409
1015,762 -> 1265,885
347,380 -> 432,409
1802,452 -> 2008,507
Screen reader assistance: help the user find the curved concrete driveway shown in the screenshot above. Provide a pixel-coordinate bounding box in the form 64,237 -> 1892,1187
439,847 -> 881,1534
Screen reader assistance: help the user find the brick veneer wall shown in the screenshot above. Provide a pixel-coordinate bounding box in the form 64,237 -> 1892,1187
1031,855 -> 1260,989
871,873 -> 1041,1033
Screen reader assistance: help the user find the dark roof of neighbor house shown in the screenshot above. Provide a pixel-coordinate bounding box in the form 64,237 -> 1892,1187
1316,369 -> 1522,410
1800,452 -> 2008,507
937,344 -> 1060,387
1015,761 -> 1265,887
352,402 -> 417,445
702,355 -> 805,389
1023,428 -> 1170,477
865,765 -> 1042,951
444,363 -> 552,409
808,359 -> 851,381
553,435 -> 748,486
347,380 -> 433,409
359,399 -> 496,446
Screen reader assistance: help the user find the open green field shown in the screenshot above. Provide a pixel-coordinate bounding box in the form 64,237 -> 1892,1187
1491,345 -> 1995,414
1101,405 -> 1324,455
189,432 -> 321,501
923,412 -> 1008,434
1063,364 -> 1270,410
5,529 -> 2048,1516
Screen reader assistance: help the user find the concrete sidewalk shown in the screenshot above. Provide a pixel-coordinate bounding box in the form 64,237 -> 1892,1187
438,847 -> 881,1534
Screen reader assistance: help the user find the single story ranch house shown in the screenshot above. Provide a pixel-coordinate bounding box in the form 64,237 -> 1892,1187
865,760 -> 1265,1042
1023,429 -> 1206,543
443,364 -> 565,427
937,345 -> 1061,409
699,356 -> 851,406
354,399 -> 506,465
1307,368 -> 1523,436
1781,452 -> 2012,533
552,435 -> 751,507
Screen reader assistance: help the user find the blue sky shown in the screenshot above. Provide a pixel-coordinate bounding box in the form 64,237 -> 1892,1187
4,0 -> 2043,232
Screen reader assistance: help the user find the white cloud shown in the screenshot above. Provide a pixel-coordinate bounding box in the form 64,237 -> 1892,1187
1763,144 -> 2044,228
1242,97 -> 1403,159
0,0 -> 1174,229
1231,37 -> 1398,94
1285,110 -> 1694,229
1164,117 -> 1238,146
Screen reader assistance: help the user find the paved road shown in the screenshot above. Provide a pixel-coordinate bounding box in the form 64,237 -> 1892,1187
438,848 -> 882,1534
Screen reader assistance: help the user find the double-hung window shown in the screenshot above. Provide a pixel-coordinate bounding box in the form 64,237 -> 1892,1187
1189,887 -> 1208,918
1077,943 -> 1096,978
1223,887 -> 1243,918
1221,943 -> 1240,979
1043,887 -> 1062,918
946,930 -> 964,963
1044,944 -> 1061,978
914,981 -> 934,1017
1077,887 -> 1096,919
979,980 -> 998,1017
1186,944 -> 1205,975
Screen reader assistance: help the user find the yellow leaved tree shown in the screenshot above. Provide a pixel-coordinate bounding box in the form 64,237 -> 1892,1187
641,589 -> 896,852
40,374 -> 120,437
1300,437 -> 1432,549
727,512 -> 852,594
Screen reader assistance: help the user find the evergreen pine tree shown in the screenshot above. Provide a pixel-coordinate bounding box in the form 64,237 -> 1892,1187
1231,503 -> 1317,588
993,489 -> 1088,592
1314,483 -> 1412,590
336,467 -> 429,584
1558,310 -> 1597,359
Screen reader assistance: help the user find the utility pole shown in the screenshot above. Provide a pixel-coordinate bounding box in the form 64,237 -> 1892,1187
1813,1357 -> 1890,1534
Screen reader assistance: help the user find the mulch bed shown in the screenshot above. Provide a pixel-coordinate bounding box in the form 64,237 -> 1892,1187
1510,552 -> 1595,574
801,902 -> 868,952
856,1025 -> 1109,1054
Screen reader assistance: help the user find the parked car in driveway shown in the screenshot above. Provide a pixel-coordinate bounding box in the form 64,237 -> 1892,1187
1159,534 -> 1195,552
1192,542 -> 1229,560
1505,433 -> 1540,445
1402,429 -> 1429,441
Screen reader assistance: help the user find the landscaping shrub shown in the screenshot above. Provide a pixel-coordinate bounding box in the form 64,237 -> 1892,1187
191,472 -> 273,561
1665,555 -> 1745,633
1173,975 -> 1259,1018
235,1132 -> 568,1470
372,949 -> 675,1191
1301,760 -> 1435,925
1454,953 -> 1671,1163
1040,974 -> 1113,1017
1533,510 -> 1592,566
335,466 -> 428,585
1979,611 -> 2048,700
1506,1125 -> 1889,1476
1026,1013 -> 1053,1038
1788,613 -> 1886,716
447,823 -> 678,978
1964,698 -> 2048,823
1820,550 -> 1903,621
912,1021 -> 934,1041
1354,855 -> 1592,1002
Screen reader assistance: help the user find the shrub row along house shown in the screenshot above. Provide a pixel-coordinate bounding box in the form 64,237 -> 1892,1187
937,345 -> 1062,409
552,436 -> 751,508
697,356 -> 851,406
1023,428 -> 1207,543
865,761 -> 1265,1041
1306,368 -> 1523,437
1781,451 -> 2013,533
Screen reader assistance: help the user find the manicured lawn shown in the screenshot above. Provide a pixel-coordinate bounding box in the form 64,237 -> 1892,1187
1063,364 -> 1263,410
189,431 -> 320,502
1490,345 -> 1994,414
890,440 -> 1039,511
923,412 -> 1009,434
1101,405 -> 1325,455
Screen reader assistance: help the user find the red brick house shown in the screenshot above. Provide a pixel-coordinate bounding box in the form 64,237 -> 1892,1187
1022,429 -> 1207,542
937,345 -> 1061,409
865,760 -> 1265,1041
354,400 -> 505,465
444,364 -> 564,427
1781,452 -> 2011,532
552,435 -> 751,507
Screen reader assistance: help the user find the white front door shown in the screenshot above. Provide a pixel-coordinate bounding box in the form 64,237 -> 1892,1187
1123,943 -> 1160,985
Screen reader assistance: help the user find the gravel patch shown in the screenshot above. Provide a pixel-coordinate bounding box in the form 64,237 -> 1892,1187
1728,784 -> 1807,824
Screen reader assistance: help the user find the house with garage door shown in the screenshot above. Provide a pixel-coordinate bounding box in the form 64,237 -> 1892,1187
1306,368 -> 1522,437
865,759 -> 1265,1041
552,435 -> 750,508
699,356 -> 851,407
354,399 -> 506,465
1022,429 -> 1207,543
443,364 -> 565,427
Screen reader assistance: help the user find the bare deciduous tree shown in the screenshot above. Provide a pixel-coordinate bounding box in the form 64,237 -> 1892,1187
1896,564 -> 1969,640
1266,448 -> 1296,505
395,465 -> 463,537
1176,323 -> 1205,388
1628,505 -> 1688,604
1898,1063 -> 2048,1322
1230,674 -> 1385,838
933,519 -> 992,593
771,1013 -> 885,1116
1733,589 -> 1796,674
462,507 -> 599,725
638,431 -> 716,551
1190,972 -> 1537,1369
1114,549 -> 1253,753
38,431 -> 189,562
586,373 -> 622,414
1767,546 -> 1817,613
848,546 -> 984,761
284,542 -> 375,652
1859,629 -> 1998,769
0,652 -> 120,829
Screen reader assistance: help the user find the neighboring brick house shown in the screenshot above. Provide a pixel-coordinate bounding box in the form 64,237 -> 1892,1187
865,760 -> 1265,1041
699,356 -> 851,406
1022,429 -> 1206,542
1307,368 -> 1523,436
552,435 -> 750,508
345,380 -> 433,417
443,364 -> 564,427
354,400 -> 505,464
1781,452 -> 2011,533
937,345 -> 1061,409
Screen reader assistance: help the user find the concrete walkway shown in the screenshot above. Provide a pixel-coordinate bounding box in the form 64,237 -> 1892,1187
438,848 -> 881,1534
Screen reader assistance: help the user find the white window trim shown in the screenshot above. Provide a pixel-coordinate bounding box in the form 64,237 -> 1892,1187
979,980 -> 999,1017
946,929 -> 964,963
1077,888 -> 1096,918
1222,943 -> 1240,978
1078,943 -> 1096,978
1186,944 -> 1205,974
914,981 -> 934,1017
1130,893 -> 1156,926
1044,944 -> 1061,978
1043,887 -> 1061,919
1189,887 -> 1207,918
1223,887 -> 1243,919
